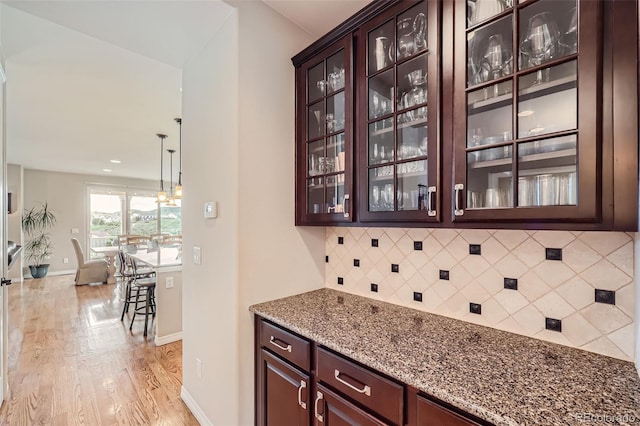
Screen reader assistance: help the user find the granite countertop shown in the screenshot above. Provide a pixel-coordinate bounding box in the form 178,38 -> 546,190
249,288 -> 640,426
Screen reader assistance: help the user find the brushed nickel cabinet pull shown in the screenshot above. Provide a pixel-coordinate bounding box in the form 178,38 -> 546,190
269,336 -> 292,352
334,369 -> 371,396
297,380 -> 307,409
314,391 -> 324,422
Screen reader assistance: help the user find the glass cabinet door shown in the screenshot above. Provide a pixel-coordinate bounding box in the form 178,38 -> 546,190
453,0 -> 600,222
297,36 -> 353,224
358,0 -> 440,222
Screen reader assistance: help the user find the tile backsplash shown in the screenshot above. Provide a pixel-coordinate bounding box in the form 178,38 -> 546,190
325,227 -> 635,361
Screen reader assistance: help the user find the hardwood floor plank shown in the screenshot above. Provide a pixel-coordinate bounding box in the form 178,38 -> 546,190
0,274 -> 199,425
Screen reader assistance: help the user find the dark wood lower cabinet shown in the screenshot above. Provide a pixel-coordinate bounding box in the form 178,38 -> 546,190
415,394 -> 481,426
258,349 -> 310,426
255,317 -> 492,426
314,384 -> 387,426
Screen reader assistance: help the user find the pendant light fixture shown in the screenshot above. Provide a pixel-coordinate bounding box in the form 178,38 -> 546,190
173,117 -> 183,199
166,149 -> 177,206
156,133 -> 168,203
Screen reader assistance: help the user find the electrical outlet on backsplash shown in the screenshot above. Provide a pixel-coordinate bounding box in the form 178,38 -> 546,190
325,227 -> 635,361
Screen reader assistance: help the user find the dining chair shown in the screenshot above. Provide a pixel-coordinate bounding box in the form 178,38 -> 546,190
71,238 -> 108,285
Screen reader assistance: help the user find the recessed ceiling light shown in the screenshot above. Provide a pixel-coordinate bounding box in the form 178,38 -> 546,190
103,168 -> 112,172
518,110 -> 534,117
110,159 -> 121,164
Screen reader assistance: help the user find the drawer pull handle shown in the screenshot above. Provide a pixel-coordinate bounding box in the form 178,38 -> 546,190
269,336 -> 292,352
334,369 -> 371,396
298,380 -> 307,409
314,391 -> 324,422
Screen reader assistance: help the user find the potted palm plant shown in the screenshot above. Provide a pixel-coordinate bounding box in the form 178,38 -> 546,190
22,202 -> 56,278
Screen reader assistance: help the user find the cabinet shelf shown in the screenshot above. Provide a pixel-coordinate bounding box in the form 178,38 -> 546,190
468,75 -> 576,115
469,148 -> 576,169
369,116 -> 428,136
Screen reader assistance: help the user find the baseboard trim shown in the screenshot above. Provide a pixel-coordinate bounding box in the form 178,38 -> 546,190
154,331 -> 182,346
181,386 -> 213,426
23,270 -> 75,279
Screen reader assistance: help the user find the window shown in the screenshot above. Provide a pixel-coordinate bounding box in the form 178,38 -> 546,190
88,186 -> 181,251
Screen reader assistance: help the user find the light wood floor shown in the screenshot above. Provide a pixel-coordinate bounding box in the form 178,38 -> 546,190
0,274 -> 199,425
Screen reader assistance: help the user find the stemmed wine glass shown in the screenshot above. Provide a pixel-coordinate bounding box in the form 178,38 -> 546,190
520,12 -> 561,83
481,34 -> 512,95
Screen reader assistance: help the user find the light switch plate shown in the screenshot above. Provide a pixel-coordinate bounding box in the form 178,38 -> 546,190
204,201 -> 217,218
71,228 -> 79,234
193,246 -> 201,265
165,276 -> 174,289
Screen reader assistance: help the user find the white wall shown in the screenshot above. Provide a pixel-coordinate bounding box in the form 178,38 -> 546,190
180,2 -> 324,425
180,7 -> 241,425
22,169 -> 155,276
7,163 -> 22,280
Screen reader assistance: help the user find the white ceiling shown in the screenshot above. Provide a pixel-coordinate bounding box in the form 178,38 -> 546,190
1,0 -> 371,180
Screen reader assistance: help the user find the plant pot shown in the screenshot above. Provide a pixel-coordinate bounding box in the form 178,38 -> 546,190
29,264 -> 50,279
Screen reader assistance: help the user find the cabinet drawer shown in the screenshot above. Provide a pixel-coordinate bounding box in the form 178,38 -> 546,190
416,395 -> 482,426
316,347 -> 403,425
260,320 -> 311,372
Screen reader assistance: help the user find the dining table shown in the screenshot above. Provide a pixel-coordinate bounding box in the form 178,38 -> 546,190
90,246 -> 120,284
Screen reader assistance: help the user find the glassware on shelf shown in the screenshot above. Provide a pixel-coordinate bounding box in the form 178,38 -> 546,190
519,12 -> 561,80
328,68 -> 345,92
413,13 -> 427,52
468,0 -> 507,26
481,34 -> 513,85
558,7 -> 577,55
374,37 -> 392,71
395,12 -> 428,60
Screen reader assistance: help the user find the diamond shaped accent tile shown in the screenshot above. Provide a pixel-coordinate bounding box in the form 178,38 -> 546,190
615,284 -> 634,318
606,241 -> 633,277
532,230 -> 576,249
580,303 -> 632,334
556,276 -> 595,311
365,227 -> 385,239
607,323 -> 635,361
460,229 -> 492,244
376,234 -> 395,254
366,266 -> 386,284
494,289 -> 529,314
442,292 -> 471,318
421,287 -> 445,311
431,229 -> 459,247
493,230 -> 529,250
581,336 -> 629,361
562,240 -> 602,274
534,291 -> 576,319
581,259 -> 632,290
562,312 -> 602,347
512,238 -> 546,268
518,271 -> 553,302
494,254 -> 529,279
480,237 -> 509,265
533,261 -> 575,288
579,232 -> 632,256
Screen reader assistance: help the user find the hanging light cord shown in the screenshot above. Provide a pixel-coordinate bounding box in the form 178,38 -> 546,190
157,133 -> 167,191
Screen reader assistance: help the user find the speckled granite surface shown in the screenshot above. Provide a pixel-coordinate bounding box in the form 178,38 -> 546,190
250,288 -> 640,426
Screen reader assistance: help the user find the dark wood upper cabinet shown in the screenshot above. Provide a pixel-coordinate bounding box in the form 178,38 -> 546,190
452,0 -> 601,224
295,35 -> 355,225
292,0 -> 638,230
